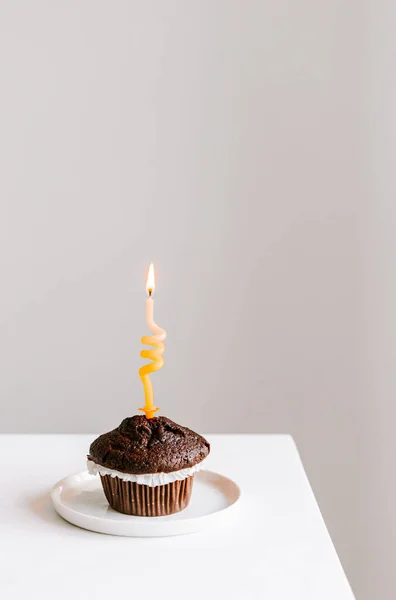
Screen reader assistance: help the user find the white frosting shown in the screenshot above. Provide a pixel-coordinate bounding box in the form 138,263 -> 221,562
87,459 -> 204,487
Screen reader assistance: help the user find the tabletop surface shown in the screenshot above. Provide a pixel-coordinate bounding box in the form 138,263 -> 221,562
0,434 -> 354,600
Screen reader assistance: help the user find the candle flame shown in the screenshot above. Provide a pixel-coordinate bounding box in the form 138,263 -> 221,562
146,263 -> 155,295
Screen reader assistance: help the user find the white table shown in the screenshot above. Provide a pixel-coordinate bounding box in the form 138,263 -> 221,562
0,434 -> 354,600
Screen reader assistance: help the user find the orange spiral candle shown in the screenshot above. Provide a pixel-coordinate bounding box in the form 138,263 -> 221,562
139,264 -> 167,419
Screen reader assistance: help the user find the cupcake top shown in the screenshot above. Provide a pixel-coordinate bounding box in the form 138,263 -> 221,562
88,415 -> 210,475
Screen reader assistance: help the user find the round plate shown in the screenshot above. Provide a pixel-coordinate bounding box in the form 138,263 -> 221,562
51,470 -> 240,537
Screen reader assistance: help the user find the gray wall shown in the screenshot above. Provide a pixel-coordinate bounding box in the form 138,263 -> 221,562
0,2 -> 389,598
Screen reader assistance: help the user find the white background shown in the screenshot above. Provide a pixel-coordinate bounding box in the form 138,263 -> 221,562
0,2 -> 392,598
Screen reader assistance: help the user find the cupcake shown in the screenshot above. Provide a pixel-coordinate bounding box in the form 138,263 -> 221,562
88,415 -> 210,516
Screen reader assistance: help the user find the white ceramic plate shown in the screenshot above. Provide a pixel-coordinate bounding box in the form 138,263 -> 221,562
51,470 -> 240,537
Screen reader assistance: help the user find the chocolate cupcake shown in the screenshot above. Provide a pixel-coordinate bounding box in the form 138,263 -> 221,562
88,415 -> 210,516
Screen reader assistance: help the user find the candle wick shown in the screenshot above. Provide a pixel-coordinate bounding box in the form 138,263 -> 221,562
148,289 -> 152,298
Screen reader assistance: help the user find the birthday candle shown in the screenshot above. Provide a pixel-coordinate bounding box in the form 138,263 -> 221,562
139,264 -> 167,419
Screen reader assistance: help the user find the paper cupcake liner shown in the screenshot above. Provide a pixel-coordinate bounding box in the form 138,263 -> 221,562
100,474 -> 194,516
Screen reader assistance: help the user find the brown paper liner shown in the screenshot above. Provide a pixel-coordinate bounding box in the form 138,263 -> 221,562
100,474 -> 194,516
